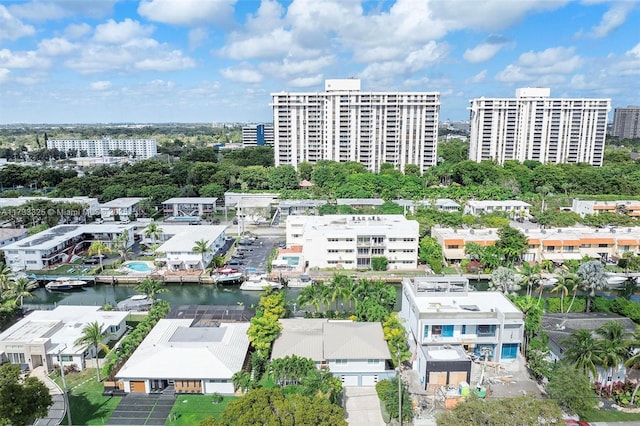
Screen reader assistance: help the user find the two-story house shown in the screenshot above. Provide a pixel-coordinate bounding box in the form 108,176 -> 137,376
400,276 -> 524,390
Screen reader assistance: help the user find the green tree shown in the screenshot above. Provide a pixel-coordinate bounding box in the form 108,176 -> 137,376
0,263 -> 14,291
268,165 -> 298,190
135,278 -> 167,300
371,256 -> 388,271
496,225 -> 528,265
74,321 -> 110,382
489,266 -> 520,294
88,240 -> 111,271
382,313 -> 410,367
0,363 -> 53,426
561,329 -> 601,381
546,364 -> 595,414
577,260 -> 608,312
519,262 -> 541,297
192,239 -> 212,270
596,320 -> 632,393
2,277 -> 33,308
143,222 -> 162,245
419,236 -> 444,273
114,233 -> 132,262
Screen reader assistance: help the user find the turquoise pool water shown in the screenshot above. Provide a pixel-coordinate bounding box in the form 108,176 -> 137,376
124,262 -> 154,272
170,216 -> 200,222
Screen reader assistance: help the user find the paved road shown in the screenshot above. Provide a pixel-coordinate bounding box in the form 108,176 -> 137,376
344,387 -> 386,426
32,367 -> 66,426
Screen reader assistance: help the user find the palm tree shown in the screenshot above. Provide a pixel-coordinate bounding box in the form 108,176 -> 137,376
489,266 -> 520,295
596,320 -> 632,393
192,239 -> 212,270
625,333 -> 640,404
0,263 -> 14,291
2,277 -> 33,308
114,233 -> 131,262
88,240 -> 111,271
519,262 -> 541,297
144,222 -> 162,245
74,321 -> 110,382
550,276 -> 570,313
577,260 -> 608,312
135,278 -> 167,300
536,184 -> 554,213
562,329 -> 601,382
297,284 -> 324,313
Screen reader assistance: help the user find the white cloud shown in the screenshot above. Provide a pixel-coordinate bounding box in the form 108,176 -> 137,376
495,64 -> 530,82
579,2 -> 635,38
221,28 -> 302,60
0,68 -> 9,84
0,5 -> 35,41
360,41 -> 448,82
138,0 -> 236,26
94,19 -> 154,44
496,46 -> 582,82
465,70 -> 487,84
90,81 -> 111,90
65,23 -> 92,39
0,49 -> 48,69
9,0 -> 116,21
262,56 -> 334,78
38,38 -> 76,56
289,75 -> 323,87
135,51 -> 196,71
220,67 -> 263,83
463,36 -> 512,63
608,42 -> 640,76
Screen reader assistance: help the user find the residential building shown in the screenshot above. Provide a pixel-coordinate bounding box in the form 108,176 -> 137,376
271,318 -> 393,387
0,228 -> 27,248
153,224 -> 226,270
0,306 -> 127,372
0,196 -> 100,217
162,197 -> 218,219
278,199 -> 327,219
432,225 -> 640,263
116,319 -> 250,394
400,276 -> 524,390
571,198 -> 640,218
469,88 -> 610,166
2,223 -> 135,271
336,198 -> 385,209
612,106 -> 640,139
393,199 -> 461,215
286,214 -> 419,270
224,192 -> 279,230
463,200 -> 531,217
100,197 -> 145,221
47,137 -> 157,159
542,313 -> 636,385
242,123 -> 274,147
271,79 -> 440,173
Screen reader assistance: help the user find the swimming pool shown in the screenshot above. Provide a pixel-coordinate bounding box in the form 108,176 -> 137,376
169,216 -> 200,222
123,261 -> 155,273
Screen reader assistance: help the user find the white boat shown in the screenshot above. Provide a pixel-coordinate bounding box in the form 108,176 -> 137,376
213,267 -> 244,284
240,274 -> 283,291
45,277 -> 87,291
117,295 -> 154,311
605,273 -> 628,288
286,274 -> 314,288
540,277 -> 558,288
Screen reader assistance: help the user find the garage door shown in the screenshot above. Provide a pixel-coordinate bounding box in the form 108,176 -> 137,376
361,375 -> 379,386
449,371 -> 468,387
341,375 -> 358,387
427,372 -> 447,391
130,381 -> 146,393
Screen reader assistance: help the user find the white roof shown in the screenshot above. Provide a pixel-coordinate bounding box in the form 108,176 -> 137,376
466,200 -> 531,208
393,199 -> 460,208
2,223 -> 134,251
0,306 -> 128,355
287,214 -> 418,235
101,197 -> 145,208
155,225 -> 226,253
162,197 -> 218,205
337,198 -> 385,206
116,319 -> 250,380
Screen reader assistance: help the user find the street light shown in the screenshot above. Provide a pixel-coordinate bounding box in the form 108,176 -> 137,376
57,345 -> 73,426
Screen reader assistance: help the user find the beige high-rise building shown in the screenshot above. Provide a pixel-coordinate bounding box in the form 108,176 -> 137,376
612,106 -> 640,140
469,88 -> 610,166
271,79 -> 440,173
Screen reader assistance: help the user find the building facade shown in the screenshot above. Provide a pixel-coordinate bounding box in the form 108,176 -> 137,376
400,276 -> 524,390
463,200 -> 531,217
162,197 -> 218,219
469,88 -> 610,166
242,124 -> 274,147
271,79 -> 440,173
571,198 -> 640,218
285,214 -> 419,270
153,224 -> 227,270
47,137 -> 157,159
612,106 -> 640,140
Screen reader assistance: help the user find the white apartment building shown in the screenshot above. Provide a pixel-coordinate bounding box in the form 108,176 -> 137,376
162,197 -> 218,219
612,106 -> 640,140
47,137 -> 157,159
242,123 -> 274,147
271,79 -> 440,173
400,276 -> 524,389
463,200 -> 531,217
154,224 -> 227,270
571,198 -> 640,217
469,88 -> 610,166
285,214 -> 419,270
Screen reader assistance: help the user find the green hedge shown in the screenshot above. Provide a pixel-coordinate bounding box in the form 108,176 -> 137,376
544,297 -> 586,313
592,296 -> 640,323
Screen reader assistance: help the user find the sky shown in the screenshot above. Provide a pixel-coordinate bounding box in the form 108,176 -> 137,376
0,0 -> 639,124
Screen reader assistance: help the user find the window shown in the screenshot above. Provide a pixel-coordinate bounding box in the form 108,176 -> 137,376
367,359 -> 379,364
7,353 -> 25,364
598,243 -> 609,248
461,325 -> 466,334
477,325 -> 496,337
442,325 -> 454,337
501,343 -> 519,359
423,325 -> 429,339
60,355 -> 73,362
334,359 -> 348,365
431,325 -> 442,335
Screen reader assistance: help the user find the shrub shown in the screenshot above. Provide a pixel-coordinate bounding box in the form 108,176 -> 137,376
371,257 -> 388,271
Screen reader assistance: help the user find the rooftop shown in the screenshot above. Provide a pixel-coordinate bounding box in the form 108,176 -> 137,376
2,223 -> 135,251
279,199 -> 328,208
466,200 -> 531,208
162,197 -> 218,205
287,214 -> 418,234
116,319 -> 250,380
393,199 -> 460,208
166,305 -> 255,323
336,198 -> 385,206
155,225 -> 226,253
101,197 -> 145,208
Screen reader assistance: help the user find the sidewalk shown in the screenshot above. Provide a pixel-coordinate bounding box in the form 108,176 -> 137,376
31,366 -> 66,426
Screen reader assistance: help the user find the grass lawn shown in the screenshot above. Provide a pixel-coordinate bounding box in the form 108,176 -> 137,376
52,368 -> 121,425
580,409 -> 640,422
166,395 -> 237,426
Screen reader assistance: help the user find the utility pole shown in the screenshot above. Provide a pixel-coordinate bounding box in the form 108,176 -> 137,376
57,346 -> 73,426
397,346 -> 402,426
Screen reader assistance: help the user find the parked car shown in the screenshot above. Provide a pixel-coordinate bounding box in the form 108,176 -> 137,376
226,259 -> 244,266
232,218 -> 238,225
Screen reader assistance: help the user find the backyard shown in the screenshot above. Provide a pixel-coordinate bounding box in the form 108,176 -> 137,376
166,394 -> 237,425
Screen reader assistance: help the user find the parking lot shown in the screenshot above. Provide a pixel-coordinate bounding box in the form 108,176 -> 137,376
227,236 -> 280,274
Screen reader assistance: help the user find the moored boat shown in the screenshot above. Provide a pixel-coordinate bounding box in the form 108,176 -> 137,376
45,277 -> 87,291
240,274 -> 283,291
213,267 -> 244,284
117,294 -> 154,311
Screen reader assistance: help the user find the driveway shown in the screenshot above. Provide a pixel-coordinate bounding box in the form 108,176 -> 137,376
344,387 -> 385,426
107,394 -> 175,425
31,367 -> 65,426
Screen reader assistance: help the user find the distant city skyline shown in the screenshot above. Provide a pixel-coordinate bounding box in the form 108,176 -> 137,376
0,0 -> 638,124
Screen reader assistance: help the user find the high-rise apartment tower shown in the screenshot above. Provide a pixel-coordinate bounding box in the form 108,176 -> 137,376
271,79 -> 440,173
612,106 -> 640,140
469,88 -> 610,166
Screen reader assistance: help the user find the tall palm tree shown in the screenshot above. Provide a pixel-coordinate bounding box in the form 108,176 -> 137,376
144,222 -> 162,245
297,284 -> 324,313
550,275 -> 570,313
489,266 -> 520,295
135,278 -> 167,300
114,233 -> 131,262
519,262 -> 541,297
596,320 -> 632,393
2,277 -> 33,308
625,333 -> 640,404
74,321 -> 110,382
577,260 -> 608,312
192,239 -> 212,270
561,329 -> 601,382
0,263 -> 14,291
88,240 -> 111,271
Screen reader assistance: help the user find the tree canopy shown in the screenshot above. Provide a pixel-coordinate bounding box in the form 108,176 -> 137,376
0,363 -> 53,426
